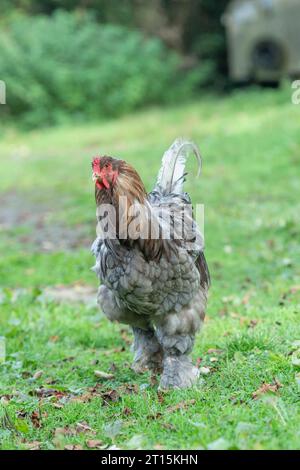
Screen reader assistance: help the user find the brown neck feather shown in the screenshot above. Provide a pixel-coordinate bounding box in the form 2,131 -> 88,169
95,161 -> 147,239
95,161 -> 146,206
94,160 -> 171,260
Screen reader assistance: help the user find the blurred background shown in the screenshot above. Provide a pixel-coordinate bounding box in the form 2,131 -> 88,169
0,0 -> 299,287
1,0 -> 300,128
0,0 -> 229,129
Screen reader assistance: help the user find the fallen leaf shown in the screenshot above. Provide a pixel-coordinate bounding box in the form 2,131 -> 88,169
199,366 -> 210,375
32,388 -> 66,399
101,389 -> 119,405
122,407 -> 132,416
64,444 -> 83,450
61,356 -> 75,362
54,427 -> 74,438
22,371 -> 31,379
210,357 -> 218,363
242,291 -> 252,305
76,421 -> 95,434
86,439 -> 103,449
45,377 -> 57,385
148,412 -> 162,420
70,393 -> 95,404
0,396 -> 10,405
154,443 -> 165,449
94,370 -> 114,380
49,336 -> 59,343
118,384 -> 138,395
32,370 -> 43,380
252,380 -> 282,400
30,411 -> 41,429
207,348 -> 224,355
167,399 -> 196,413
24,441 -> 41,450
157,391 -> 165,404
54,421 -> 95,440
53,403 -> 64,409
162,423 -> 176,431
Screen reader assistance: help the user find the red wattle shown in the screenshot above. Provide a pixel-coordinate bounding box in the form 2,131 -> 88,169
96,180 -> 104,190
102,176 -> 110,189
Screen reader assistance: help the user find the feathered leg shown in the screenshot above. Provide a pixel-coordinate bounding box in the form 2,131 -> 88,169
131,327 -> 163,374
157,334 -> 199,389
155,290 -> 206,389
98,285 -> 162,372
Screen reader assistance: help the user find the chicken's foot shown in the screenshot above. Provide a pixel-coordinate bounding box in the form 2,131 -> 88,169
131,327 -> 163,374
156,332 -> 199,389
159,354 -> 199,389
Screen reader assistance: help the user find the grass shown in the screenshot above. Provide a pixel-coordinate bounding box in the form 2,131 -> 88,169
0,85 -> 300,450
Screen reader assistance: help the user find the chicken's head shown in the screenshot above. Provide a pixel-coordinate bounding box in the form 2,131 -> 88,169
92,156 -> 119,190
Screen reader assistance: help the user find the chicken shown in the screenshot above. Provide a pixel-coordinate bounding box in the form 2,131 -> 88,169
91,139 -> 210,389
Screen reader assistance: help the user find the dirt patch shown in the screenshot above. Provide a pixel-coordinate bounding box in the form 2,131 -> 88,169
0,284 -> 98,306
44,284 -> 97,305
0,192 -> 93,252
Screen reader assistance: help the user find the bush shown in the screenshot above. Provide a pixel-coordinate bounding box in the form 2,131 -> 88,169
0,11 -> 197,128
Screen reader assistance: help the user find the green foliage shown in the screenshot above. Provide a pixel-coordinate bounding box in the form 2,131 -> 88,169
1,0 -> 136,23
1,1 -> 232,93
0,11 -> 196,128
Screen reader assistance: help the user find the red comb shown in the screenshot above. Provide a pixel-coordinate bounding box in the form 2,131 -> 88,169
92,157 -> 101,173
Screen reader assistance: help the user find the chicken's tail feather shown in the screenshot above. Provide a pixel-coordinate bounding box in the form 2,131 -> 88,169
155,138 -> 202,194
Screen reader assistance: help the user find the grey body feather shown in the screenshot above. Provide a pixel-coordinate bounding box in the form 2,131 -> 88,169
155,138 -> 202,194
92,139 -> 210,388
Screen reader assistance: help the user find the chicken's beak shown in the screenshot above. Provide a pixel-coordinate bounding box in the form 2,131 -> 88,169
92,171 -> 110,189
92,172 -> 100,183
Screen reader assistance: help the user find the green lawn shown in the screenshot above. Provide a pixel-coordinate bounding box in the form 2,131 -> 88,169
0,86 -> 300,450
